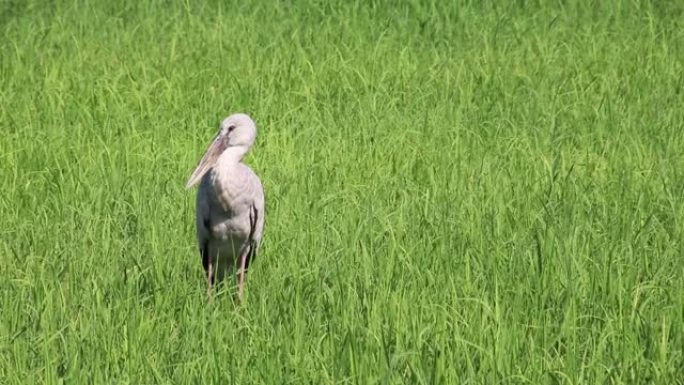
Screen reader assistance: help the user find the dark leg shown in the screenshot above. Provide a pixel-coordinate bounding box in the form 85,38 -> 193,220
207,261 -> 215,296
202,244 -> 214,297
237,252 -> 248,301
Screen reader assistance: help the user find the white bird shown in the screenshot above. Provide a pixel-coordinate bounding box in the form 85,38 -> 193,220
185,113 -> 265,300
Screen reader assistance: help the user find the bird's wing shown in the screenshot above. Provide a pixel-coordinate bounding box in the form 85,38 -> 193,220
244,177 -> 265,270
196,177 -> 212,272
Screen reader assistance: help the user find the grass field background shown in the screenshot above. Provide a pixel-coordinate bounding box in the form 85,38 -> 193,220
1,1 -> 684,383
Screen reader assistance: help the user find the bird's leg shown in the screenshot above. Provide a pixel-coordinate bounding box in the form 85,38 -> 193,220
206,261 -> 214,297
237,253 -> 248,301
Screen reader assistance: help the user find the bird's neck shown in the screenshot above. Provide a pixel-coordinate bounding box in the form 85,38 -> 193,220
217,145 -> 248,170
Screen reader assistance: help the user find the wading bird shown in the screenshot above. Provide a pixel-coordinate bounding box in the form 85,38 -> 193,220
185,113 -> 265,300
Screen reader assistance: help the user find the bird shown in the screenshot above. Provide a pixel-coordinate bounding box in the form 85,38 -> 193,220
185,113 -> 265,301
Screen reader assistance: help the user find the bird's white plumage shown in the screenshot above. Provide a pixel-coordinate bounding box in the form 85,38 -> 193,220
197,162 -> 264,281
186,113 -> 264,298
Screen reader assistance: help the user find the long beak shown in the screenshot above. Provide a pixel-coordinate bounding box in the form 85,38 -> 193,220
186,134 -> 226,189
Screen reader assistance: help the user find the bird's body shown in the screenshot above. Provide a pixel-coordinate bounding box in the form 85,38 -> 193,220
197,162 -> 264,283
186,113 -> 264,299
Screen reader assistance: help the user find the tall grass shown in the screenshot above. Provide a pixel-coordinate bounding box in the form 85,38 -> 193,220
1,1 -> 683,383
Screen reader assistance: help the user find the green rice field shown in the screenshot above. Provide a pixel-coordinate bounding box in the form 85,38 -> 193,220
1,1 -> 683,383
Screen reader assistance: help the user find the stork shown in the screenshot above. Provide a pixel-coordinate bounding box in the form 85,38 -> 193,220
185,113 -> 265,300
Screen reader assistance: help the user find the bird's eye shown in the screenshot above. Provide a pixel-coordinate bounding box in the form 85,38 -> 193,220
227,125 -> 236,132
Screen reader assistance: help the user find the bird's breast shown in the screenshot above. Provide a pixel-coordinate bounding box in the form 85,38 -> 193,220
203,167 -> 255,238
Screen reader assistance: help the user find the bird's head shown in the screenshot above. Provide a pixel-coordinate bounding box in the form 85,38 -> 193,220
185,113 -> 257,189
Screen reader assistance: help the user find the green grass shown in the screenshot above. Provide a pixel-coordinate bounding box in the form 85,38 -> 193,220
1,0 -> 684,383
